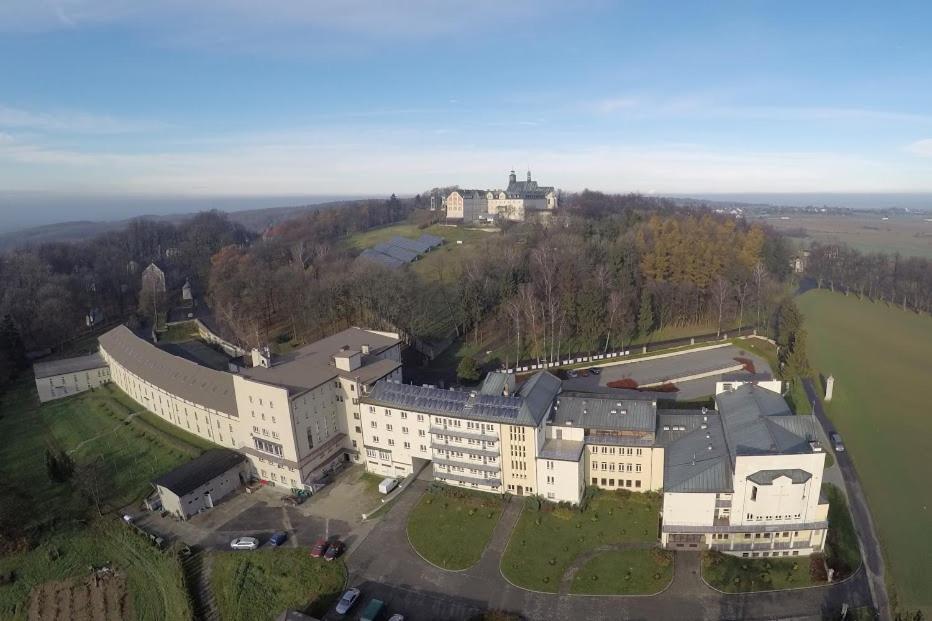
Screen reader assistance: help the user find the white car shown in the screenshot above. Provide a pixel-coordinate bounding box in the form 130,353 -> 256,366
229,536 -> 259,550
335,588 -> 360,615
388,615 -> 405,621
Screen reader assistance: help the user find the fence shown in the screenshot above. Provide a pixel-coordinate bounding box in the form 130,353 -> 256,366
502,325 -> 760,374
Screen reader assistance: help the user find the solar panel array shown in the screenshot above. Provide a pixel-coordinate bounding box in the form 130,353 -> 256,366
357,234 -> 444,269
368,381 -> 469,416
467,393 -> 522,420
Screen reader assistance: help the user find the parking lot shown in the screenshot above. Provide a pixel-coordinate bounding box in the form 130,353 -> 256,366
131,464 -> 382,553
561,343 -> 772,400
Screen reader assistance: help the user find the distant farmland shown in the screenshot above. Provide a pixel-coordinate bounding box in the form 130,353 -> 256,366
755,213 -> 932,259
798,289 -> 932,614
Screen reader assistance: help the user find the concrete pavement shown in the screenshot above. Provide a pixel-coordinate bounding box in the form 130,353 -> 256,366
804,378 -> 891,621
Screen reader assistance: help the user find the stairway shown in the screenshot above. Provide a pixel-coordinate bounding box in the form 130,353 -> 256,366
180,546 -> 219,621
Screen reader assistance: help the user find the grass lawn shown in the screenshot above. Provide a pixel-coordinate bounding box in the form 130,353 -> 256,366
798,289 -> 932,613
0,378 -> 205,619
211,550 -> 346,621
347,222 -> 492,250
407,484 -> 504,570
702,551 -> 821,593
822,483 -> 861,579
159,320 -> 198,343
570,548 -> 673,595
501,490 -> 661,592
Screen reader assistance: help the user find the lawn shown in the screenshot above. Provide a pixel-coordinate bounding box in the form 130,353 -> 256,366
501,490 -> 662,592
211,550 -> 346,621
347,222 -> 492,250
702,551 -> 822,593
570,548 -> 673,595
406,484 -> 504,570
0,378 -> 204,619
822,484 -> 860,579
159,320 -> 198,343
798,289 -> 932,613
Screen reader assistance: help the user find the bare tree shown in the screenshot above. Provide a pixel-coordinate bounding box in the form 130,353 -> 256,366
753,261 -> 766,330
712,277 -> 730,337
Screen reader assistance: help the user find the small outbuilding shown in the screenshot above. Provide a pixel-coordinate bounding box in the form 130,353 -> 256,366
153,449 -> 248,519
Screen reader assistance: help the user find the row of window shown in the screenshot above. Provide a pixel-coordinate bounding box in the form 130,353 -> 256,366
252,425 -> 280,440
590,446 -> 643,456
592,477 -> 641,489
745,513 -> 803,521
593,462 -> 641,472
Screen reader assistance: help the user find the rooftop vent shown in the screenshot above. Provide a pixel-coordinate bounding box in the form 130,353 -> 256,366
361,344 -> 370,354
708,444 -> 713,451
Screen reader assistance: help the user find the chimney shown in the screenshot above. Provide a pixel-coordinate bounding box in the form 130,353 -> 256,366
361,343 -> 370,355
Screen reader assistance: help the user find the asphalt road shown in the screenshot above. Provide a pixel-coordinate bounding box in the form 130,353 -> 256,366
803,378 -> 891,621
561,344 -> 772,400
329,478 -> 872,621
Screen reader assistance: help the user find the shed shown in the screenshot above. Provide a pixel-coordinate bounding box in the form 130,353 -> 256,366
153,449 -> 248,519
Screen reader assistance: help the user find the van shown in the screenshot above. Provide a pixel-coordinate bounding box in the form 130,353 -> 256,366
378,478 -> 399,495
360,598 -> 385,621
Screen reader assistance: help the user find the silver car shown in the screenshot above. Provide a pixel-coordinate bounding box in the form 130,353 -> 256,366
830,432 -> 846,452
229,536 -> 259,550
335,588 -> 361,615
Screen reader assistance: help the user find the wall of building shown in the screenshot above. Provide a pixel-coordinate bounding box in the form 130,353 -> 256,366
360,402 -> 432,477
157,464 -> 245,519
501,423 -> 539,496
585,444 -> 663,492
537,456 -> 584,503
35,366 -> 110,403
663,491 -> 717,527
731,452 -> 828,527
429,415 -> 501,491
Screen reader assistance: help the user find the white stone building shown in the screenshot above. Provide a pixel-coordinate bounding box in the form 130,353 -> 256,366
446,170 -> 557,223
33,352 -> 111,403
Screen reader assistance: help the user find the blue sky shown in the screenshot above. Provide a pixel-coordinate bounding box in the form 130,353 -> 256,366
1,0 -> 932,207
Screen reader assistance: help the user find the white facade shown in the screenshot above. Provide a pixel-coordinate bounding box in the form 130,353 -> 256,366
446,171 -> 557,223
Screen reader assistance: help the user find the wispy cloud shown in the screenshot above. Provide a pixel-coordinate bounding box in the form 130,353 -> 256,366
0,104 -> 167,134
905,138 -> 932,157
593,97 -> 638,113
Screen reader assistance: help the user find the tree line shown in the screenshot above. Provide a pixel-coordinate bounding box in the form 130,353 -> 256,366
805,242 -> 932,314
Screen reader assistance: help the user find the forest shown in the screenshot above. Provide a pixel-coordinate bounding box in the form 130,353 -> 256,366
804,242 -> 932,314
0,190 -> 797,388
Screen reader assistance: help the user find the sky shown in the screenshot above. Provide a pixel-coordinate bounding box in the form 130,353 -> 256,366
1,1 -> 932,227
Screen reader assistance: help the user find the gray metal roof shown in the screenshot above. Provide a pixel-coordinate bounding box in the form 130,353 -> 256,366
99,325 -> 239,416
372,242 -> 419,263
240,327 -> 400,395
153,448 -> 246,496
479,372 -> 516,396
747,469 -> 813,485
364,371 -> 560,427
551,392 -> 656,433
539,438 -> 585,462
33,352 -> 106,379
715,385 -> 815,464
358,248 -> 406,268
658,411 -> 732,493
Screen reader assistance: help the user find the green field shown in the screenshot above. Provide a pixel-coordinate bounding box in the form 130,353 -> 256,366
501,491 -> 661,592
406,485 -> 504,570
211,550 -> 346,621
570,548 -> 673,595
702,551 -> 821,593
0,379 -> 202,619
798,289 -> 932,612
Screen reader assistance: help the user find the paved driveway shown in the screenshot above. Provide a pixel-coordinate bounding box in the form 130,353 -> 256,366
330,479 -> 871,621
804,378 -> 890,620
562,344 -> 772,400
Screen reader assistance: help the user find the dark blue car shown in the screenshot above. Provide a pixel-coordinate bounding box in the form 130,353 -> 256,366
268,532 -> 288,547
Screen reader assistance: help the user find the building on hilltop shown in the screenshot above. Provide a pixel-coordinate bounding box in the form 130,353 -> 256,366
141,262 -> 166,294
446,170 -> 557,223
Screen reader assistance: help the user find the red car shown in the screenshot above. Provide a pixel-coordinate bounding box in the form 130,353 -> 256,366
310,538 -> 329,558
324,540 -> 344,561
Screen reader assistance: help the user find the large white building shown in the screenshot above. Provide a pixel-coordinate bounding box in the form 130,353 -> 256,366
359,372 -> 829,557
84,322 -> 827,557
99,324 -> 402,490
446,170 -> 558,223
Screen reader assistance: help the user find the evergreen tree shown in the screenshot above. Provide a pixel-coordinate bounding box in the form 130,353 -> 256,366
456,355 -> 482,383
775,300 -> 802,349
0,314 -> 26,372
784,329 -> 811,377
637,292 -> 654,338
45,448 -> 75,483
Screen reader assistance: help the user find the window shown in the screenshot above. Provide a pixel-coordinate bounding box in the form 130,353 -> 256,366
417,414 -> 424,422
400,412 -> 407,419
418,430 -> 425,437
402,426 -> 409,434
307,428 -> 314,449
372,436 -> 380,443
386,424 -> 393,432
403,442 -> 410,449
635,480 -> 641,488
352,440 -> 357,448
751,485 -> 758,501
253,437 -> 284,457
546,476 -> 554,484
354,426 -> 361,434
546,461 -> 553,470
591,477 -> 597,484
387,439 -> 395,447
370,421 -> 378,428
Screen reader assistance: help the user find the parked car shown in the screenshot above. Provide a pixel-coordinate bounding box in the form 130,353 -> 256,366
360,598 -> 385,621
335,587 -> 361,615
310,538 -> 329,558
388,615 -> 404,621
830,432 -> 846,452
566,369 -> 578,378
283,494 -> 306,506
378,477 -> 399,495
577,369 -> 590,377
589,367 -> 601,375
229,537 -> 259,550
324,540 -> 344,561
268,532 -> 288,547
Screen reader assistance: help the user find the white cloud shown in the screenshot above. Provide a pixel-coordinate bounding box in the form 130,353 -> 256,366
0,104 -> 166,134
1,129 -> 930,195
905,138 -> 932,157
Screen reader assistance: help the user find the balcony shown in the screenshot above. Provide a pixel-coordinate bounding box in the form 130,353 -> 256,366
430,426 -> 499,443
434,470 -> 502,488
433,457 -> 500,473
724,541 -> 812,552
662,520 -> 828,535
715,499 -> 732,509
430,441 -> 499,459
